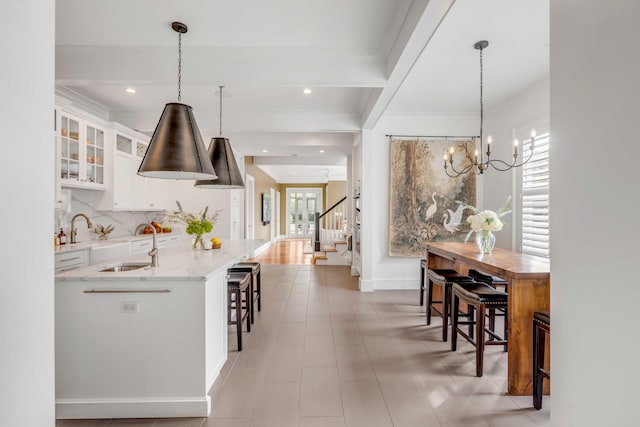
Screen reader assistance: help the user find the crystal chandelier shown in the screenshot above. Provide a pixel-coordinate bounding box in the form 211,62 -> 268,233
444,40 -> 536,177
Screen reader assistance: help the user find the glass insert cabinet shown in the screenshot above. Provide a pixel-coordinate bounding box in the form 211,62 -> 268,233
57,110 -> 106,189
94,128 -> 166,211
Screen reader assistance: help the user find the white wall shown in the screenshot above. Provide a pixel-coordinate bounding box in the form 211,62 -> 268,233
167,180 -> 236,240
484,77 -> 550,250
0,1 -> 55,425
58,189 -> 166,242
362,96 -> 550,290
551,1 -> 640,425
362,113 -> 478,290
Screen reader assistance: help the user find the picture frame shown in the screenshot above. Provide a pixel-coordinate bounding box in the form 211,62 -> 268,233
388,138 -> 477,257
262,193 -> 272,225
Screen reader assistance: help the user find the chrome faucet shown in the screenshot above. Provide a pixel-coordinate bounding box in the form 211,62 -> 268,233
70,213 -> 93,244
145,223 -> 159,267
134,223 -> 149,235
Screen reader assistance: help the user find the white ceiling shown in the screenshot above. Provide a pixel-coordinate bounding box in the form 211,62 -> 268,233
55,0 -> 549,183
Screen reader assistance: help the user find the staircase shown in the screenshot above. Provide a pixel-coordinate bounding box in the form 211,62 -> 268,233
313,238 -> 351,265
304,196 -> 352,265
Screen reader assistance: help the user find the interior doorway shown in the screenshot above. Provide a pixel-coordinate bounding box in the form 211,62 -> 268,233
245,174 -> 255,239
285,188 -> 323,238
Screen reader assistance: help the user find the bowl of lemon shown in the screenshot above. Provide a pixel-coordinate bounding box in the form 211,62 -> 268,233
210,237 -> 221,249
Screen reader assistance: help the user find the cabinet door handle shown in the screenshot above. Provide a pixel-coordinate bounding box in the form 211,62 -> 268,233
59,256 -> 81,263
84,289 -> 171,294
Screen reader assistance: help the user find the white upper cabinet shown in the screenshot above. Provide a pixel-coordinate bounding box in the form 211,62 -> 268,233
97,124 -> 167,211
56,109 -> 107,190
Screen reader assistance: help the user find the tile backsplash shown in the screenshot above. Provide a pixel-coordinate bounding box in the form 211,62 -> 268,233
55,189 -> 184,243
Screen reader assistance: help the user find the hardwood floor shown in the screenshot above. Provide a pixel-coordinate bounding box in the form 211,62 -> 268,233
249,238 -> 313,265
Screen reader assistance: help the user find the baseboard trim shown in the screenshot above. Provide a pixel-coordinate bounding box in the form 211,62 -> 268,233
359,278 -> 374,292
56,396 -> 210,419
249,240 -> 272,258
373,278 -> 419,290
207,354 -> 227,392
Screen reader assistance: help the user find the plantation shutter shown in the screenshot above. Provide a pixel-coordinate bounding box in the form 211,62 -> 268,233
521,132 -> 550,258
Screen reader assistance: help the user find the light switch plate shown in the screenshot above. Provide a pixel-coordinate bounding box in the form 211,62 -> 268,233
121,301 -> 140,313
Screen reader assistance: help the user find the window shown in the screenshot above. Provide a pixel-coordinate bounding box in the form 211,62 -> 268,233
521,132 -> 550,258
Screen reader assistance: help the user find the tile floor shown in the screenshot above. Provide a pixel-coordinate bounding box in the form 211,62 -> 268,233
56,264 -> 550,427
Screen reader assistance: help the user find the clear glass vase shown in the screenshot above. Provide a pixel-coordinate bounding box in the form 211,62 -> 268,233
476,230 -> 496,254
192,234 -> 204,249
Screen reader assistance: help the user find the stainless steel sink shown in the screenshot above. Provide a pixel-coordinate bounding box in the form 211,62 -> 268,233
100,263 -> 150,272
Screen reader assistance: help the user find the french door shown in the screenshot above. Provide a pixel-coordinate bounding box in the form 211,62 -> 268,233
286,188 -> 322,238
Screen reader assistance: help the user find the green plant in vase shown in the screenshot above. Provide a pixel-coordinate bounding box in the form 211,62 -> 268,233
94,224 -> 114,240
168,201 -> 221,249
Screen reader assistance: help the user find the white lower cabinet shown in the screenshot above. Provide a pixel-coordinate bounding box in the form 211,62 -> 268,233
89,242 -> 132,265
55,249 -> 89,274
131,234 -> 182,254
55,276 -> 219,418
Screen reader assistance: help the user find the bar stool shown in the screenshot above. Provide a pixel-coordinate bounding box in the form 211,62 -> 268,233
227,271 -> 252,351
228,262 -> 261,324
426,269 -> 474,341
451,282 -> 508,377
468,269 -> 508,340
468,269 -> 508,290
419,259 -> 427,306
533,311 -> 550,410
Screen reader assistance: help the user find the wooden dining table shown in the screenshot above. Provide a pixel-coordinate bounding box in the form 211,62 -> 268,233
426,242 -> 550,396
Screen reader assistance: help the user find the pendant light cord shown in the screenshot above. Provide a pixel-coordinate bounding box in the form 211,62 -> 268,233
219,86 -> 224,135
178,30 -> 182,102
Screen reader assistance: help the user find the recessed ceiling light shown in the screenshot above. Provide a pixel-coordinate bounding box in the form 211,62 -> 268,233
319,150 -> 325,153
125,88 -> 136,94
303,88 -> 312,95
262,149 -> 268,153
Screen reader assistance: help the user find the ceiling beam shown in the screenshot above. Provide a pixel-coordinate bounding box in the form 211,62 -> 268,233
56,46 -> 387,88
361,0 -> 456,129
110,110 -> 362,135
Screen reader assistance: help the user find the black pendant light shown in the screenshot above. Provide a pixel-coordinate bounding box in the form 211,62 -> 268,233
194,86 -> 245,189
138,22 -> 217,180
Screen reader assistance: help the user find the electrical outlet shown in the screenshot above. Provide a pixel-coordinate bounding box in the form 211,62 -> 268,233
121,301 -> 140,313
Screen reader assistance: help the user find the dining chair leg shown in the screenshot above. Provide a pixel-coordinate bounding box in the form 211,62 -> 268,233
442,283 -> 450,342
235,289 -> 243,351
426,279 -> 434,325
451,293 -> 460,352
476,304 -> 486,377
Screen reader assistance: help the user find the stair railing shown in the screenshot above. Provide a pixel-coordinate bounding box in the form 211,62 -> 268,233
314,196 -> 347,251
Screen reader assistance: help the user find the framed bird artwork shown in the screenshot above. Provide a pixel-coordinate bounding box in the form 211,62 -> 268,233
388,138 -> 476,257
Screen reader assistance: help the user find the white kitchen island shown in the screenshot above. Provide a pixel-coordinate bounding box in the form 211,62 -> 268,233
55,239 -> 267,420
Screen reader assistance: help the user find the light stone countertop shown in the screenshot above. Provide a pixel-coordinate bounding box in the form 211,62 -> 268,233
55,239 -> 268,282
53,233 -> 180,255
